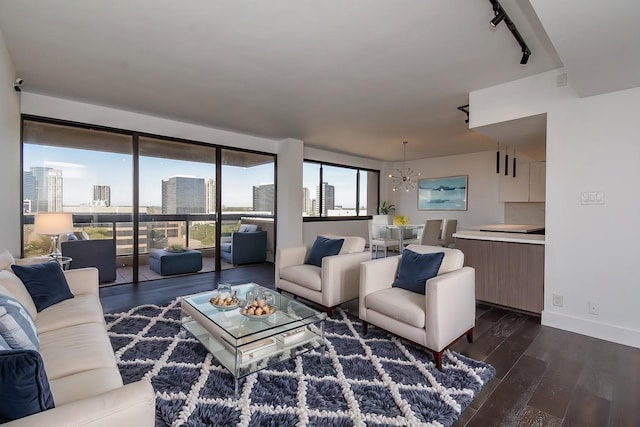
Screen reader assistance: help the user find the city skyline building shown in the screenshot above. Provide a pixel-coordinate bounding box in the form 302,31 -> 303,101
253,183 -> 274,212
93,184 -> 111,207
302,187 -> 312,215
205,178 -> 216,213
315,182 -> 335,216
162,176 -> 205,214
29,166 -> 63,212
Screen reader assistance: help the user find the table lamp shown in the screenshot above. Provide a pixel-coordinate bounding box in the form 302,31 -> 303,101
34,212 -> 74,259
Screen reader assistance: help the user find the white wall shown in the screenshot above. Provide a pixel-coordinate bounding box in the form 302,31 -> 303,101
0,30 -> 21,255
388,151 -> 505,230
470,70 -> 640,348
277,138 -> 304,248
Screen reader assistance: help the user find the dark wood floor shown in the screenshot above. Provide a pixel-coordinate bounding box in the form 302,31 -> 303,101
99,263 -> 640,426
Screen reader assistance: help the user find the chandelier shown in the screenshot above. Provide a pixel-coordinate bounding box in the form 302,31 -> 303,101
389,141 -> 420,192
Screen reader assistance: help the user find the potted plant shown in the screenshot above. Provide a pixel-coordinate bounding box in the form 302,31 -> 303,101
377,201 -> 395,215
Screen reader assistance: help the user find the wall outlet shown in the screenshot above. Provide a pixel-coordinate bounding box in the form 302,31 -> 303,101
552,294 -> 563,307
588,301 -> 599,315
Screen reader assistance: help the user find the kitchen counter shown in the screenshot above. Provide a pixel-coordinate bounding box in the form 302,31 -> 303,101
453,229 -> 545,245
454,226 -> 545,314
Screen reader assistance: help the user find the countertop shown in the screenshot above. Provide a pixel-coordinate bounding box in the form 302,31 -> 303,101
453,229 -> 545,245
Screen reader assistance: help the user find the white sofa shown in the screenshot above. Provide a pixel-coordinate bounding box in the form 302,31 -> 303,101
276,235 -> 371,316
359,244 -> 476,370
0,258 -> 155,426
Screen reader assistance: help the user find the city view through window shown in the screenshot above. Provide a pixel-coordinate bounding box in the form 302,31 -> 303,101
21,121 -> 275,278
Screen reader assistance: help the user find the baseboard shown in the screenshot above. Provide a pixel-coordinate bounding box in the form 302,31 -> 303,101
542,310 -> 640,349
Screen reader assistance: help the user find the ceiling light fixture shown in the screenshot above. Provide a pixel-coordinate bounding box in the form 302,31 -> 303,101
487,0 -> 531,65
389,141 -> 420,192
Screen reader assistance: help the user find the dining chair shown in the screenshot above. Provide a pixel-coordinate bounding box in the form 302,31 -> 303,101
420,219 -> 443,246
439,219 -> 458,248
368,220 -> 401,257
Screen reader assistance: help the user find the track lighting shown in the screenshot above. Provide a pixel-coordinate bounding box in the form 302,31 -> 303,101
457,104 -> 469,124
487,0 -> 531,65
490,10 -> 505,27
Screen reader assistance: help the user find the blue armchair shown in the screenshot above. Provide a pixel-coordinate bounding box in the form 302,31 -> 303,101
61,238 -> 117,283
220,224 -> 267,265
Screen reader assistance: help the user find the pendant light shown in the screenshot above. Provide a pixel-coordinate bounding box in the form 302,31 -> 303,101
388,141 -> 420,192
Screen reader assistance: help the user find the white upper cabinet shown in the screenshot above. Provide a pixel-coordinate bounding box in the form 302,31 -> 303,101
499,161 -> 546,202
528,161 -> 546,202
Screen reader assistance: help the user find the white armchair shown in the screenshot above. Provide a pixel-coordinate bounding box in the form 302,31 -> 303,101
276,236 -> 371,316
359,244 -> 475,370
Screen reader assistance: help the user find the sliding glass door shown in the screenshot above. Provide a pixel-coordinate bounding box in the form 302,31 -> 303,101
22,120 -> 133,283
138,136 -> 217,282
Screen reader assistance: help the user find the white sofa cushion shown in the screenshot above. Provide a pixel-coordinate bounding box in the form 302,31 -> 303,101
280,264 -> 322,291
39,323 -> 118,380
365,287 -> 425,328
49,367 -> 124,406
35,294 -> 106,334
0,270 -> 38,319
0,250 -> 15,270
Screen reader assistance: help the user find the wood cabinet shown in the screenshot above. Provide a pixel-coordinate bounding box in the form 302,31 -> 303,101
455,237 -> 544,314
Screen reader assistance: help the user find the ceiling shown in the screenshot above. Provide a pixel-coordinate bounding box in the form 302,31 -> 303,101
0,1 -> 637,162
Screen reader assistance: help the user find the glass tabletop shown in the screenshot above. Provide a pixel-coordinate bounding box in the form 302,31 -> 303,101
181,283 -> 325,346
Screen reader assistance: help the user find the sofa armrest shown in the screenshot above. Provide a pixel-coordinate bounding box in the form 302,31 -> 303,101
276,246 -> 308,272
358,256 -> 401,318
5,379 -> 156,427
320,251 -> 371,307
425,266 -> 476,351
63,267 -> 100,296
231,231 -> 267,264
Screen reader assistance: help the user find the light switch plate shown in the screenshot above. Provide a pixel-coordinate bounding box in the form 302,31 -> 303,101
581,191 -> 605,205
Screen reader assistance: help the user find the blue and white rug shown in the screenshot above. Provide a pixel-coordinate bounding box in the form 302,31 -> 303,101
105,300 -> 495,427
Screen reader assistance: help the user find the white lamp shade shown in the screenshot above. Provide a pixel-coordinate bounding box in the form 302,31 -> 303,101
34,212 -> 74,235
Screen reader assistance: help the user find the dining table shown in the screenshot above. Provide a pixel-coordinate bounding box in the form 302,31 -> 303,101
376,224 -> 425,249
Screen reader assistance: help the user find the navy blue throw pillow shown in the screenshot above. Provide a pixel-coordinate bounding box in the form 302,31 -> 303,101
0,349 -> 55,422
392,249 -> 445,294
11,261 -> 74,312
305,236 -> 345,267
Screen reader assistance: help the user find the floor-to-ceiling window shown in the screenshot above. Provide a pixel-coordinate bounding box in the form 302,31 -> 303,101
21,120 -> 133,282
138,136 -> 217,282
21,117 -> 276,285
221,149 -> 276,262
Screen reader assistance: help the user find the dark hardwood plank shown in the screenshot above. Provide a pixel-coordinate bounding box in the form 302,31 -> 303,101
484,318 -> 542,379
562,386 -> 610,427
100,263 -> 275,312
527,354 -> 583,419
452,406 -> 476,427
519,406 -> 562,427
608,344 -> 640,426
466,355 -> 547,426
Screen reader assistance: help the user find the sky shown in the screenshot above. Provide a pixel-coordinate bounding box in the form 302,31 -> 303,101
24,145 -> 273,207
24,145 -> 364,208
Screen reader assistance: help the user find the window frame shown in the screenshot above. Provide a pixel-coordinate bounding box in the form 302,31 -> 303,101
302,159 -> 380,222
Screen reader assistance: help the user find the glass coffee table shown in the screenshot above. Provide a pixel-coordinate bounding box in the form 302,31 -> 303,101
180,283 -> 327,395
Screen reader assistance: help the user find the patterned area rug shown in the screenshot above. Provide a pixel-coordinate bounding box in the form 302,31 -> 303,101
105,300 -> 495,427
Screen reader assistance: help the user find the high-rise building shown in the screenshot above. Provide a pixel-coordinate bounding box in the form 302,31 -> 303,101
253,183 -> 274,212
93,185 -> 111,207
315,182 -> 335,216
302,187 -> 312,214
205,178 -> 216,213
162,176 -> 205,214
23,171 -> 35,213
30,166 -> 63,212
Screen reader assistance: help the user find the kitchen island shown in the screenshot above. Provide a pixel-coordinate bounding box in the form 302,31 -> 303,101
454,227 -> 545,314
